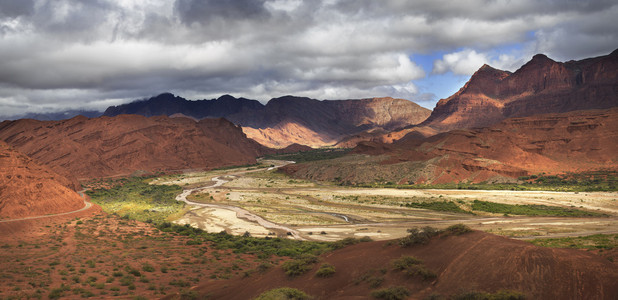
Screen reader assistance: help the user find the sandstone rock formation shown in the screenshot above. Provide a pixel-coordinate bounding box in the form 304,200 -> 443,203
0,141 -> 84,219
0,115 -> 267,180
422,49 -> 618,131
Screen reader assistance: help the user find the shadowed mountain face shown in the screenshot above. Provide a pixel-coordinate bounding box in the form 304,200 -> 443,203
0,115 -> 267,180
0,141 -> 84,219
284,108 -> 618,184
422,49 -> 618,131
228,96 -> 431,148
103,93 -> 431,148
103,93 -> 263,119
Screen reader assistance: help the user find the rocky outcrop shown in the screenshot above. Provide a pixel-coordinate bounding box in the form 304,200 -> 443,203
0,115 -> 268,180
423,49 -> 618,131
0,141 -> 84,219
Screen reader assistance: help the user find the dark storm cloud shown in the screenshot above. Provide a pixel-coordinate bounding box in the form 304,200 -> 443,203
174,0 -> 271,24
0,0 -> 34,18
0,0 -> 616,117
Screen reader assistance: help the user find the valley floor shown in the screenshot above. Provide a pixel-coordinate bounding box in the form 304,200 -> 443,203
157,160 -> 618,242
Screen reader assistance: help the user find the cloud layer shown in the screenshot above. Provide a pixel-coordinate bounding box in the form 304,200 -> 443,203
0,0 -> 616,117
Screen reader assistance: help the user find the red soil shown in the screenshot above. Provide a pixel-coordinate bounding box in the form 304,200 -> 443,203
191,231 -> 618,299
0,140 -> 84,219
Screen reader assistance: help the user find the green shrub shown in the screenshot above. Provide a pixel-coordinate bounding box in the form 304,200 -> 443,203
399,227 -> 438,247
403,264 -> 436,280
403,201 -> 470,214
254,287 -> 312,300
454,289 -> 525,300
443,224 -> 473,236
391,256 -> 423,270
315,263 -> 336,278
119,275 -> 135,286
367,276 -> 384,288
391,256 -> 436,280
370,286 -> 410,300
125,266 -> 141,277
281,254 -> 318,277
48,285 -> 70,299
142,263 -> 155,272
471,200 -> 604,217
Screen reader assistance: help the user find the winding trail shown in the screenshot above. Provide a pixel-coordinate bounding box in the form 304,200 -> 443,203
175,162 -> 306,240
0,191 -> 93,223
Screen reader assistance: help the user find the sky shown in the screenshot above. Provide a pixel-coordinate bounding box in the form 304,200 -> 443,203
0,0 -> 617,118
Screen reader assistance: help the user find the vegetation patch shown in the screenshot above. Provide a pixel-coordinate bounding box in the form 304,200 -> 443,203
471,200 -> 606,217
255,287 -> 312,300
85,176 -> 184,224
391,256 -> 436,280
402,200 -> 471,214
399,225 -> 473,247
399,227 -> 439,247
529,234 -> 617,250
370,286 -> 410,300
281,254 -> 319,277
315,263 -> 336,278
358,170 -> 618,192
263,148 -> 351,163
157,223 -> 334,259
453,289 -> 526,300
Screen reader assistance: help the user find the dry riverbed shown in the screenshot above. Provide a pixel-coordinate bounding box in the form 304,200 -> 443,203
156,160 -> 618,241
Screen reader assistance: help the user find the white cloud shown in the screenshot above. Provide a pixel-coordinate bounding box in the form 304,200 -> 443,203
432,48 -> 528,75
0,0 -> 616,117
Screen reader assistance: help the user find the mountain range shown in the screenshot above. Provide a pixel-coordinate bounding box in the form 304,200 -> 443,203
422,49 -> 618,131
104,94 -> 431,148
0,49 -> 616,216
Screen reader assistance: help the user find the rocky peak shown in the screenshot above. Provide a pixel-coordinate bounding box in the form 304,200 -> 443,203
422,49 -> 618,131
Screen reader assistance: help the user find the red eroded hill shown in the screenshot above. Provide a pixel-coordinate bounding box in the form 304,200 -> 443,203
422,49 -> 618,131
0,141 -> 84,219
396,107 -> 618,182
0,115 -> 267,180
189,231 -> 618,299
284,108 -> 618,184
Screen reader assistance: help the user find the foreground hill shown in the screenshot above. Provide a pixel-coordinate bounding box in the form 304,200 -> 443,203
0,140 -> 83,219
104,93 -> 431,148
192,230 -> 618,299
0,115 -> 266,180
422,49 -> 618,131
284,108 -> 618,184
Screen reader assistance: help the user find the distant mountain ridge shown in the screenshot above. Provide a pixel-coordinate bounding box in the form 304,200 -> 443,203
103,93 -> 263,119
422,49 -> 618,131
104,93 -> 432,148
